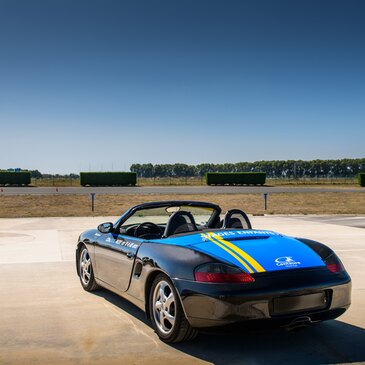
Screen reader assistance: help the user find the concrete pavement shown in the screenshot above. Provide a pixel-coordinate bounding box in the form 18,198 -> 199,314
296,215 -> 365,229
0,216 -> 364,365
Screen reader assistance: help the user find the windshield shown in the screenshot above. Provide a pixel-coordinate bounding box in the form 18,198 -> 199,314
120,205 -> 215,228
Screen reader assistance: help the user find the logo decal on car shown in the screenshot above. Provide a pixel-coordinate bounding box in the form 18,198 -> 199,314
116,239 -> 139,249
275,256 -> 301,267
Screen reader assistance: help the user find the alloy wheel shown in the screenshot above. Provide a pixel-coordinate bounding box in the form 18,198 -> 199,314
80,248 -> 91,286
152,280 -> 176,335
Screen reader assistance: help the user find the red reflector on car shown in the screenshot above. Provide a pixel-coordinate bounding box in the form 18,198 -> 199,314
324,253 -> 344,273
195,271 -> 254,283
326,263 -> 342,273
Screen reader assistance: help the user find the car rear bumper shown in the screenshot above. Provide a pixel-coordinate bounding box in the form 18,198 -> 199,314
173,271 -> 351,328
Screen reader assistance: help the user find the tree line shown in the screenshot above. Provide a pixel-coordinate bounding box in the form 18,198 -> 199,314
23,170 -> 79,179
130,159 -> 365,178
5,158 -> 365,179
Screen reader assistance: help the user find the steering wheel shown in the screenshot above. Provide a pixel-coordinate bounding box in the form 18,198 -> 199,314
135,222 -> 162,238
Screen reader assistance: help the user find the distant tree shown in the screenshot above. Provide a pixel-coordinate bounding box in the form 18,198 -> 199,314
130,164 -> 143,177
142,163 -> 154,178
172,163 -> 194,177
196,163 -> 215,176
30,170 -> 43,178
154,164 -> 172,177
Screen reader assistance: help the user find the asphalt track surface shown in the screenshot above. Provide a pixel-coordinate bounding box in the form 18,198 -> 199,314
1,215 -> 364,365
0,185 -> 364,195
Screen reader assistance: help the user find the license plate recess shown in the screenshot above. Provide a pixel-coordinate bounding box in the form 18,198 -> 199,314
272,291 -> 328,315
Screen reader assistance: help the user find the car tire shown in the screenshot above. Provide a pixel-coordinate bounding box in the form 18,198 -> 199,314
79,245 -> 100,292
149,273 -> 198,343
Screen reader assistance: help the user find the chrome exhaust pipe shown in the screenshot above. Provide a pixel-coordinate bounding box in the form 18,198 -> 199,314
284,316 -> 312,331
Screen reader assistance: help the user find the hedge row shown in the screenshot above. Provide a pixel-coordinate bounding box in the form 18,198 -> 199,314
0,171 -> 31,185
359,173 -> 365,187
80,172 -> 137,186
206,172 -> 266,185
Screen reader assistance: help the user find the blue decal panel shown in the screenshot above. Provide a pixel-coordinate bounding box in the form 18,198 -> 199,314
150,229 -> 325,273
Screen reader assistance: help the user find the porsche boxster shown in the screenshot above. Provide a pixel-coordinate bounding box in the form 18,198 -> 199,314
76,201 -> 351,343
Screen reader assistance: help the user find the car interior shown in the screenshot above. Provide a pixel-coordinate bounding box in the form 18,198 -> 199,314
118,206 -> 252,240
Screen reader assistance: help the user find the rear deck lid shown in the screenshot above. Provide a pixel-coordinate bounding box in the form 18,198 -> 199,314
193,230 -> 325,274
153,229 -> 325,274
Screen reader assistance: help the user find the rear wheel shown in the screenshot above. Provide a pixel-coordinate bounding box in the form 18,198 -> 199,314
149,273 -> 197,343
79,246 -> 100,291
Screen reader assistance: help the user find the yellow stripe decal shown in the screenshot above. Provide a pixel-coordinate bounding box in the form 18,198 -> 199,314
207,232 -> 266,273
201,233 -> 255,274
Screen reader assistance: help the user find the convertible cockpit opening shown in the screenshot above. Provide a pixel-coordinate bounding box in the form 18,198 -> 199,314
116,201 -> 254,239
117,201 -> 220,239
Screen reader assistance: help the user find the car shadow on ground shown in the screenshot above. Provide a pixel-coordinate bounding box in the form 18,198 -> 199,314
176,321 -> 365,365
93,289 -> 150,325
94,289 -> 365,365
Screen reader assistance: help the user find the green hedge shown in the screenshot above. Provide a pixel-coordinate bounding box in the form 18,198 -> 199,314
359,173 -> 365,187
0,171 -> 31,185
206,172 -> 266,186
80,172 -> 137,186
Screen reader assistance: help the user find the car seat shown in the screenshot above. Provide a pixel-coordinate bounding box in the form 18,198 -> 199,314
221,209 -> 252,230
163,211 -> 198,237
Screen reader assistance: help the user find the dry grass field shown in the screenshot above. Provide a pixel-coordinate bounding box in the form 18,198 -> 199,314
1,192 -> 365,218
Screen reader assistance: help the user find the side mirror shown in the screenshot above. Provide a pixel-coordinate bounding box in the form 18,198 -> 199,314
97,222 -> 113,234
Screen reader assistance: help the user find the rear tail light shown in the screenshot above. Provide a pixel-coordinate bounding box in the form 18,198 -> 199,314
324,254 -> 344,273
194,263 -> 255,283
326,263 -> 342,273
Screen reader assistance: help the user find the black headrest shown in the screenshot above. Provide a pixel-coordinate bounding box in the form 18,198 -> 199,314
222,209 -> 252,230
163,210 -> 198,237
226,217 -> 243,228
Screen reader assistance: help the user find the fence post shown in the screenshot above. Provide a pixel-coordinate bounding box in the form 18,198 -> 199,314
263,193 -> 268,210
90,193 -> 96,212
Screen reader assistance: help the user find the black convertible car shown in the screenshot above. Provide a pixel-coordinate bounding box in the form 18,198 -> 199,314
76,201 -> 351,343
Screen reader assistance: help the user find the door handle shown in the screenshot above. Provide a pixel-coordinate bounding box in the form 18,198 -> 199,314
126,252 -> 135,259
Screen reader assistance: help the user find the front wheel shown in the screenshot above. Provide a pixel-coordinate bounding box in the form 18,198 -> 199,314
79,245 -> 100,291
149,273 -> 197,343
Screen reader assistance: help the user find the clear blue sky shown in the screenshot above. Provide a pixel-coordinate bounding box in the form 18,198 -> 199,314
1,0 -> 364,174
